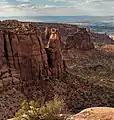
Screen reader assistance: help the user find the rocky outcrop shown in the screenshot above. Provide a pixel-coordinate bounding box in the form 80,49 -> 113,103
0,65 -> 21,90
90,32 -> 114,44
74,107 -> 114,120
0,29 -> 48,83
0,21 -> 64,120
66,28 -> 94,50
0,21 -> 64,81
45,27 -> 64,78
0,65 -> 26,120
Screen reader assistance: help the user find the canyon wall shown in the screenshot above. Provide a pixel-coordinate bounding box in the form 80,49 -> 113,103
0,20 -> 113,120
0,21 -> 64,120
0,21 -> 64,82
66,28 -> 94,50
90,32 -> 114,44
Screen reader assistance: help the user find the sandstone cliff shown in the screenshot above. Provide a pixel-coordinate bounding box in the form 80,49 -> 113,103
65,28 -> 94,50
0,20 -> 64,120
90,32 -> 114,44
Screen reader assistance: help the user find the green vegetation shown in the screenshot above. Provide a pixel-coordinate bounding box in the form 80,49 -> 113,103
14,96 -> 64,120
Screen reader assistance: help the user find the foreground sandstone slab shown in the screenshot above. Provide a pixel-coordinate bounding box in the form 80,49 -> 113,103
74,107 -> 114,120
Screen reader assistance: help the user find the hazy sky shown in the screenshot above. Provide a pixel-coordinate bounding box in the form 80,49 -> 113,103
0,0 -> 114,16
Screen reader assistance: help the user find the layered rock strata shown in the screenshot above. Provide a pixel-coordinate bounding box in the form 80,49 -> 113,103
0,21 -> 64,120
66,28 -> 94,50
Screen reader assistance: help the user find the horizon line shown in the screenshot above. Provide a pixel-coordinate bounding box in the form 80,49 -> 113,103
0,15 -> 114,17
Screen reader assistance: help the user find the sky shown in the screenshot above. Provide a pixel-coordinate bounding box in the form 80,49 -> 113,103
0,0 -> 114,16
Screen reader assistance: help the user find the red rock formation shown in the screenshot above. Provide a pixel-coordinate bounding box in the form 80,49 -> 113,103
0,21 -> 64,119
66,35 -> 74,49
90,32 -> 114,44
0,21 -> 114,120
0,21 -> 64,86
45,27 -> 64,79
44,25 -> 50,40
66,28 -> 94,50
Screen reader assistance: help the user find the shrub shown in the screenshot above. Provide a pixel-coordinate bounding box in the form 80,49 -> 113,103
14,96 -> 64,120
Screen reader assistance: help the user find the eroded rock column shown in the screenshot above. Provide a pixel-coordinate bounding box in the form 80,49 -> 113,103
45,28 -> 64,79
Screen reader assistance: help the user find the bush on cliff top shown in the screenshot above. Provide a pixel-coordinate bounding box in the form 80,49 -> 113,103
14,96 -> 64,120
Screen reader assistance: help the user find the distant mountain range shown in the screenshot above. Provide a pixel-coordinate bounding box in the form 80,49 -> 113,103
0,16 -> 114,35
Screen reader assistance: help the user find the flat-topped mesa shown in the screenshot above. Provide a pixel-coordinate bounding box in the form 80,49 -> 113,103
66,28 -> 94,50
90,32 -> 114,44
0,21 -> 64,89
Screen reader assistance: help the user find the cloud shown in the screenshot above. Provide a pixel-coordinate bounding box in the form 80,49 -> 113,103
0,0 -> 114,16
15,0 -> 31,2
48,0 -> 66,1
